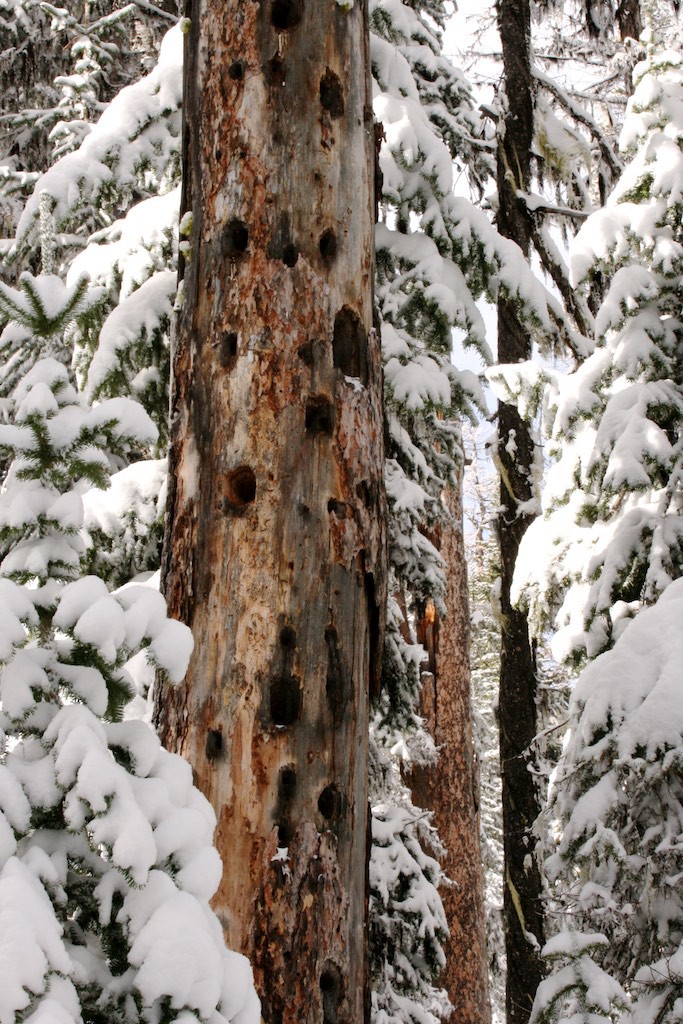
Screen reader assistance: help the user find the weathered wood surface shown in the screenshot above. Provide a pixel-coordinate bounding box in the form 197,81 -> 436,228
154,3 -> 385,1022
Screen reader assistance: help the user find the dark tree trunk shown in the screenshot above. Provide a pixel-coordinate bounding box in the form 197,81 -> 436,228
616,0 -> 642,39
154,4 -> 385,1022
410,470 -> 491,1024
495,1 -> 545,1021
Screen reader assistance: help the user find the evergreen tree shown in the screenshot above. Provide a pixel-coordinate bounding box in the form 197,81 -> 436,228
10,20 -> 182,270
530,933 -> 628,1024
0,276 -> 259,1023
2,26 -> 184,584
368,1 -> 553,1018
2,8 -> 555,1021
0,0 -> 176,225
522,27 -> 683,1024
0,263 -> 95,401
536,580 -> 683,1023
513,34 -> 683,664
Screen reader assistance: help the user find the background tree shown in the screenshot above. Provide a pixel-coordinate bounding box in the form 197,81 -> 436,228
0,0 -> 175,231
408,470 -> 491,1024
369,0 -> 554,1017
520,28 -> 683,1024
368,1 -> 489,1019
494,1 -> 547,1019
465,426 -> 506,1024
513,31 -> 683,665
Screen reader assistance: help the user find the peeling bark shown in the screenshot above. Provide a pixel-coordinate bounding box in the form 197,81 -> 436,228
411,473 -> 491,1024
154,4 -> 385,1022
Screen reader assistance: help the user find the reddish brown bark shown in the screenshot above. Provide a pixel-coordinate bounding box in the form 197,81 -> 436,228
154,4 -> 385,1022
411,472 -> 491,1024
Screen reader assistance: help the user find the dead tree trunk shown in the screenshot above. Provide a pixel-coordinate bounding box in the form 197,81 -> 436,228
495,1 -> 545,1021
154,4 -> 385,1022
411,469 -> 491,1024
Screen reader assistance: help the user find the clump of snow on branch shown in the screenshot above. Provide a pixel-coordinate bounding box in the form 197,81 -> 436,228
511,39 -> 683,665
14,25 -> 182,256
0,271 -> 260,1024
539,579 -> 683,1023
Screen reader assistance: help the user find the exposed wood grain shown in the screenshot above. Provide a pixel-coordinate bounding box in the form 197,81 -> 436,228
154,3 -> 385,1021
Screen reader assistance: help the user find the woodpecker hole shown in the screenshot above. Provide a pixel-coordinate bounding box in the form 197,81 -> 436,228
320,970 -> 336,992
224,218 -> 249,257
220,331 -> 238,369
277,820 -> 293,847
224,465 -> 256,510
205,729 -> 223,760
319,68 -> 344,118
318,784 -> 345,821
327,498 -> 351,518
279,765 -> 297,799
270,674 -> 302,726
271,0 -> 303,29
319,228 -> 338,263
320,961 -> 343,1024
282,243 -> 299,267
333,306 -> 367,382
229,60 -> 244,80
356,480 -> 372,507
267,53 -> 286,87
279,625 -> 297,649
305,396 -> 334,435
297,340 -> 315,366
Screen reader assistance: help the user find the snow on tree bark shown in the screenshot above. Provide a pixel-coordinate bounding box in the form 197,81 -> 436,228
495,0 -> 545,1020
154,3 -> 385,1022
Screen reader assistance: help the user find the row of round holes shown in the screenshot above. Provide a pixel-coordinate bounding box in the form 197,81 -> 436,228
225,217 -> 338,269
227,12 -> 347,1012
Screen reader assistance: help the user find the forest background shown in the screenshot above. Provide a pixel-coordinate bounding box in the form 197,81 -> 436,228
0,1 -> 682,1024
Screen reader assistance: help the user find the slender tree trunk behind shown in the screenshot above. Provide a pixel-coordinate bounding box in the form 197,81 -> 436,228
616,0 -> 642,39
411,469 -> 491,1024
495,1 -> 545,1021
154,4 -> 385,1022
